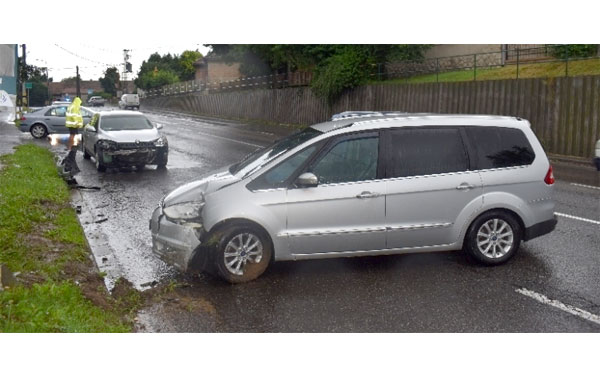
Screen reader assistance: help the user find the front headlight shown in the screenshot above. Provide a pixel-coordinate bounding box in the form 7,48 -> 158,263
154,136 -> 167,147
97,139 -> 117,150
163,201 -> 204,221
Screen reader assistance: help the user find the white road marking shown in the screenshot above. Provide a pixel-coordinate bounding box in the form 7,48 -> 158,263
570,183 -> 600,191
555,212 -> 600,225
516,288 -> 600,326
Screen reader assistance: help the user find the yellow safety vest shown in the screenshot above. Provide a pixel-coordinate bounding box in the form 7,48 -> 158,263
66,97 -> 83,129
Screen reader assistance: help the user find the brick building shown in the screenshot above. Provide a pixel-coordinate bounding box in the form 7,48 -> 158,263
193,55 -> 243,83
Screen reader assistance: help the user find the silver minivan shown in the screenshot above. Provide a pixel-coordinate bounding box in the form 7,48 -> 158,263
150,114 -> 557,283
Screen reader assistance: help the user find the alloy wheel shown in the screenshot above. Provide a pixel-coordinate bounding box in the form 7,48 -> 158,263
223,233 -> 264,276
476,218 -> 514,259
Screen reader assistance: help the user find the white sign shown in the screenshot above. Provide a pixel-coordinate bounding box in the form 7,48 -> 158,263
0,90 -> 14,106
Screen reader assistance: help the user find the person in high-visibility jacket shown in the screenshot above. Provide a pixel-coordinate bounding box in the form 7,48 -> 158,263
62,97 -> 83,174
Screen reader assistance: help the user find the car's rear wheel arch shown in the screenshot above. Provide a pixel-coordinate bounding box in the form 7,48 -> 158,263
464,208 -> 525,247
463,208 -> 525,265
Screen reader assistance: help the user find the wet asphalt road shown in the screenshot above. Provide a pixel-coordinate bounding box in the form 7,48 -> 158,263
14,107 -> 599,332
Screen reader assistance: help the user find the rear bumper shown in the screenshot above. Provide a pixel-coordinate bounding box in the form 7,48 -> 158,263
524,215 -> 557,241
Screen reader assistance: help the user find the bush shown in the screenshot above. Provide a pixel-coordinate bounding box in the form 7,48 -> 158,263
551,44 -> 598,59
311,48 -> 373,105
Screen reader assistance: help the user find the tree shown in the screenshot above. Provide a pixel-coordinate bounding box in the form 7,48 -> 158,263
204,44 -> 431,103
100,67 -> 120,96
134,50 -> 203,90
17,58 -> 49,106
179,50 -> 203,81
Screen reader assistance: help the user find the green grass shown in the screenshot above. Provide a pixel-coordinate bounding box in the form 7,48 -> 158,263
0,144 -> 137,332
376,58 -> 600,85
0,283 -> 129,332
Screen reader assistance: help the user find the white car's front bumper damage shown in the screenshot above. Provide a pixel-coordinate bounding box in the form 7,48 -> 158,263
149,206 -> 204,272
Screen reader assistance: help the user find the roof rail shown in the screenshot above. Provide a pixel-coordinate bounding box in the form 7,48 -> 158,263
330,111 -> 408,121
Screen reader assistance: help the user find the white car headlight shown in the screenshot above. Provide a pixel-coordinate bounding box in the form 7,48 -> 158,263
163,201 -> 204,221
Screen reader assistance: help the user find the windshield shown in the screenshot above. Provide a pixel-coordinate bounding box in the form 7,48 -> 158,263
229,127 -> 322,177
100,115 -> 154,131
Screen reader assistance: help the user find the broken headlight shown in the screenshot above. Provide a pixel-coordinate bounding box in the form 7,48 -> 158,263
97,139 -> 117,150
154,136 -> 168,147
163,201 -> 204,222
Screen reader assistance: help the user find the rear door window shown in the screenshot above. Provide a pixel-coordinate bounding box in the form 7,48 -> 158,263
465,127 -> 535,169
385,127 -> 469,178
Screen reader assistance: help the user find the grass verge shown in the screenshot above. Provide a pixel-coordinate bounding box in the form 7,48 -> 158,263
0,144 -> 142,332
376,58 -> 600,85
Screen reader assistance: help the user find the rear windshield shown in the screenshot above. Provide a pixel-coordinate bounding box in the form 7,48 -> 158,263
100,115 -> 153,131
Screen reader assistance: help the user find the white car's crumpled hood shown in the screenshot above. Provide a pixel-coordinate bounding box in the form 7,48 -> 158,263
99,128 -> 159,142
162,167 -> 239,207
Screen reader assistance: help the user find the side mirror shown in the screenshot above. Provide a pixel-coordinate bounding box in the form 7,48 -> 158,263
295,172 -> 318,188
156,123 -> 163,129
84,124 -> 96,132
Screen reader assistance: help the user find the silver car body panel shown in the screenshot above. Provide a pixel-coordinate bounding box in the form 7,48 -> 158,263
150,114 -> 556,268
19,105 -> 94,135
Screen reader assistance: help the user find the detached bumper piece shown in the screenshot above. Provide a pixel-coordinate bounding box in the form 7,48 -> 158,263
524,215 -> 557,241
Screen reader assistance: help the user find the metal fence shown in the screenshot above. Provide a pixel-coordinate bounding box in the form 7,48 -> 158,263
381,44 -> 600,82
140,45 -> 599,98
140,71 -> 313,98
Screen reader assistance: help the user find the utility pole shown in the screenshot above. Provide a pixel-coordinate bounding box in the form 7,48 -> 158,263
21,44 -> 27,108
123,49 -> 131,94
76,65 -> 81,98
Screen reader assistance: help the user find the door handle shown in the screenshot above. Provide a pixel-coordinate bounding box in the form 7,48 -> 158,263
456,183 -> 477,191
356,191 -> 380,199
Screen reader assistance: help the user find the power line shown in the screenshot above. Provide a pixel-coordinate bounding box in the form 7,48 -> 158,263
54,44 -> 119,67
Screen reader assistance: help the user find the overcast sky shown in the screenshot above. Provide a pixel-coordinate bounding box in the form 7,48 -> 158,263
25,42 -> 211,82
5,0 -> 590,85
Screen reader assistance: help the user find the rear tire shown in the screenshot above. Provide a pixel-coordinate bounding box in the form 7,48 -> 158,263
464,210 -> 522,265
214,225 -> 272,283
30,124 -> 47,139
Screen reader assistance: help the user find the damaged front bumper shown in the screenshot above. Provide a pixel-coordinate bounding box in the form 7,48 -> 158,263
149,205 -> 207,272
101,147 -> 166,166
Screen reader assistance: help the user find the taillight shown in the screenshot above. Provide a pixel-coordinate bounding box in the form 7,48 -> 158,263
20,116 -> 26,121
544,165 -> 555,185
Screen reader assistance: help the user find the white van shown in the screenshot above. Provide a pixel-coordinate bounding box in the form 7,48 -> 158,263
118,94 -> 140,110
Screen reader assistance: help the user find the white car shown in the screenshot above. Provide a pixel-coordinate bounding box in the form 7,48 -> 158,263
118,94 -> 140,110
82,111 -> 168,171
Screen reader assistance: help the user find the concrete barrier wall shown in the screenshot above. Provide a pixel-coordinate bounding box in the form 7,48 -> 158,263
143,76 -> 600,158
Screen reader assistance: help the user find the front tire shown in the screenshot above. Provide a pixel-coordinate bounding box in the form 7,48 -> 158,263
464,210 -> 522,265
95,148 -> 107,172
214,225 -> 273,283
83,141 -> 91,160
30,124 -> 47,139
156,149 -> 168,169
